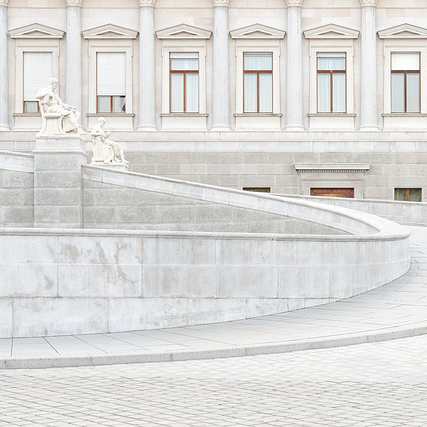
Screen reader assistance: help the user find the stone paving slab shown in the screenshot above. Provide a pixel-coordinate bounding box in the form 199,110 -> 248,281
2,225 -> 427,370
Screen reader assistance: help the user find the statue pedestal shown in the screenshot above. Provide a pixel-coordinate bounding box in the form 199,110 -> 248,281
33,135 -> 87,228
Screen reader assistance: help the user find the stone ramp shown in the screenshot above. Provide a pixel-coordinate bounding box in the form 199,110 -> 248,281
1,226 -> 426,369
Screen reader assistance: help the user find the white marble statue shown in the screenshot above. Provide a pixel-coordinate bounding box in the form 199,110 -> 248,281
91,117 -> 129,165
36,77 -> 84,136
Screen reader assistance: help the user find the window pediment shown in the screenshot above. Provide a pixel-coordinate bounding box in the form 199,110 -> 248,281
9,23 -> 64,39
230,24 -> 285,39
156,24 -> 212,40
378,23 -> 427,39
304,24 -> 359,39
82,24 -> 138,40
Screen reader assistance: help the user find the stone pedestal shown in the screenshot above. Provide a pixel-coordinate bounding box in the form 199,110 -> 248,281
33,136 -> 87,228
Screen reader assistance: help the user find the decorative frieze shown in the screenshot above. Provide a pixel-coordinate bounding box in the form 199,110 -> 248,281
139,0 -> 156,6
360,0 -> 377,6
66,0 -> 82,6
212,0 -> 230,6
285,0 -> 304,6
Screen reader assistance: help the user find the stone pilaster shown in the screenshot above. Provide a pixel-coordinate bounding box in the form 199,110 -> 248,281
285,0 -> 304,130
211,0 -> 230,130
33,136 -> 87,228
66,0 -> 82,123
0,0 -> 9,130
138,0 -> 157,130
360,0 -> 378,130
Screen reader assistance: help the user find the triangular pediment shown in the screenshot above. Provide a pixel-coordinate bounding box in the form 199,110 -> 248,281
9,23 -> 64,39
156,24 -> 212,40
230,24 -> 285,39
83,24 -> 138,39
378,23 -> 427,39
304,24 -> 359,39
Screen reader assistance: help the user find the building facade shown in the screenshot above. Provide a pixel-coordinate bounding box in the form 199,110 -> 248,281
1,0 -> 427,200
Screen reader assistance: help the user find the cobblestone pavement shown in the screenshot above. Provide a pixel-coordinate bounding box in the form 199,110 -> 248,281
2,335 -> 427,426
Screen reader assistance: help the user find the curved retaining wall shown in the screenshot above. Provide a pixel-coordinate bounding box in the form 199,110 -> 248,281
0,167 -> 411,338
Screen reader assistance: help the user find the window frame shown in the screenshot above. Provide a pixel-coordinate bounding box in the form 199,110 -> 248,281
383,47 -> 427,115
316,53 -> 347,113
15,46 -> 59,115
88,46 -> 133,115
390,52 -> 421,113
308,44 -> 355,116
169,54 -> 200,113
161,45 -> 207,115
394,188 -> 422,202
242,52 -> 273,114
235,45 -> 281,115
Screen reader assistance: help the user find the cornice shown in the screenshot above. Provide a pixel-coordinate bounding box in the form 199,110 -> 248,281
139,0 -> 156,6
212,0 -> 230,7
66,0 -> 82,6
0,0 -> 9,6
285,0 -> 304,7
360,0 -> 377,6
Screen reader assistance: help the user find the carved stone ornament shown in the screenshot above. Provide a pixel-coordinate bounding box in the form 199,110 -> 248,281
139,0 -> 156,6
360,0 -> 377,6
66,0 -> 82,5
0,0 -> 9,6
212,0 -> 230,6
285,0 -> 304,6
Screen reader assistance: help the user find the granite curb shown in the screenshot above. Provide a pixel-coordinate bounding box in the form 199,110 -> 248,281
3,321 -> 427,369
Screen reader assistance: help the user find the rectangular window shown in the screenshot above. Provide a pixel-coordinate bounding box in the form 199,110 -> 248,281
394,188 -> 422,202
310,188 -> 354,198
317,53 -> 346,113
243,53 -> 273,113
170,53 -> 199,113
243,187 -> 271,193
391,52 -> 420,113
97,52 -> 126,113
23,52 -> 53,113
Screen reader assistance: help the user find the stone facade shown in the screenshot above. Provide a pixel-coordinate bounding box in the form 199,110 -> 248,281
2,0 -> 427,200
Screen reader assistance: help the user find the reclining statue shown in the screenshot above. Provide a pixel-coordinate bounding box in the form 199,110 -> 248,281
91,117 -> 129,165
35,78 -> 84,136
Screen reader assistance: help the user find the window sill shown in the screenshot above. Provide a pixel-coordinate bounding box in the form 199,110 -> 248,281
234,113 -> 282,117
160,113 -> 209,117
87,113 -> 135,117
382,113 -> 427,117
308,113 -> 356,117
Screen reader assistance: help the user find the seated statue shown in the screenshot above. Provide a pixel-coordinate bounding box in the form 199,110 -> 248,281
36,77 -> 84,136
91,117 -> 129,165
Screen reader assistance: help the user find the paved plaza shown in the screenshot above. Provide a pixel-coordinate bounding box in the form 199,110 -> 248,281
1,335 -> 427,426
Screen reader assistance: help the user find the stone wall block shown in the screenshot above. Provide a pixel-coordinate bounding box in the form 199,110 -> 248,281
83,206 -> 115,224
34,188 -> 82,206
142,265 -> 217,297
2,206 -> 33,224
35,171 -> 82,188
2,171 -> 33,188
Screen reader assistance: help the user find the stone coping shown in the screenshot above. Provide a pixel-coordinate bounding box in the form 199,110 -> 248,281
0,150 -> 34,173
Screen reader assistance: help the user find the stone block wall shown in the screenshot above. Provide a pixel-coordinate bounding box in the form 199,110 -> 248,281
82,179 -> 344,235
0,169 -> 33,227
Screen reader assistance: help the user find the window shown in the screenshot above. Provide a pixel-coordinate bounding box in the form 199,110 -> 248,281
243,187 -> 271,193
317,53 -> 346,113
23,52 -> 53,113
97,52 -> 126,113
170,53 -> 199,113
394,188 -> 422,202
310,188 -> 354,198
391,53 -> 420,113
243,53 -> 273,113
